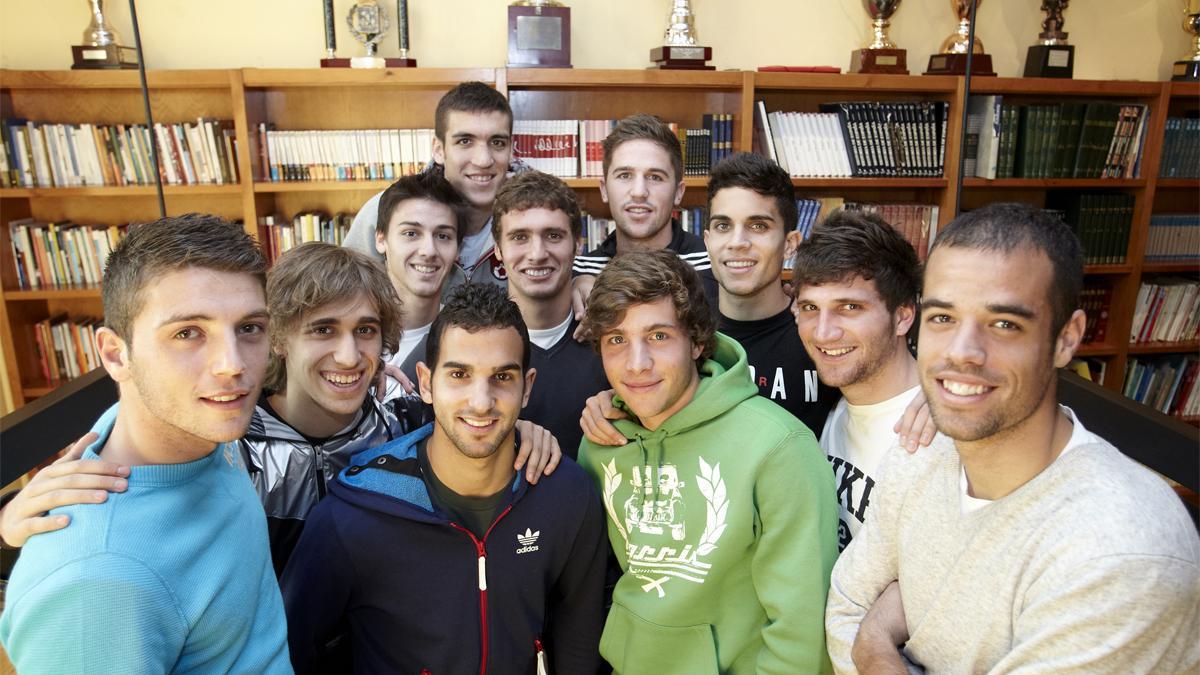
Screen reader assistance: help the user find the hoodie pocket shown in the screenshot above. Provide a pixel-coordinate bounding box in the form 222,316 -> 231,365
599,601 -> 719,675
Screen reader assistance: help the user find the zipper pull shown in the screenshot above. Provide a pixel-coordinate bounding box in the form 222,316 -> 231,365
477,554 -> 487,591
535,639 -> 548,675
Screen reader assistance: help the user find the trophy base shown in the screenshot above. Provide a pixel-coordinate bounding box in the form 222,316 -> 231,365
1024,44 -> 1074,78
850,48 -> 908,75
71,44 -> 138,70
1172,60 -> 1200,82
320,57 -> 352,68
924,53 -> 996,76
651,46 -> 714,70
651,63 -> 717,71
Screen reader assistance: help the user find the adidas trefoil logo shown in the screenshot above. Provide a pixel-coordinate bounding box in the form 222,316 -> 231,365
516,528 -> 540,555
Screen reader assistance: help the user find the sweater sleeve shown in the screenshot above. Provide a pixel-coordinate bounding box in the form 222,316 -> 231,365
824,447 -> 909,675
548,479 -> 606,675
751,430 -> 840,675
341,191 -> 384,260
279,497 -> 356,675
989,554 -> 1200,674
1,554 -> 188,674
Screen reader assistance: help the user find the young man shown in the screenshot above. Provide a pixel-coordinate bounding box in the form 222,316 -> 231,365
571,113 -> 719,311
826,203 -> 1200,673
577,250 -> 838,674
0,215 -> 290,672
344,81 -> 519,287
282,283 -> 606,674
374,171 -> 470,387
702,152 -> 840,435
493,170 -> 610,455
791,209 -> 924,551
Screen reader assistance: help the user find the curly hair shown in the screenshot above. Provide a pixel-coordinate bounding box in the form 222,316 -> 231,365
264,242 -> 403,392
582,250 -> 716,364
426,282 -> 531,372
491,170 -> 582,243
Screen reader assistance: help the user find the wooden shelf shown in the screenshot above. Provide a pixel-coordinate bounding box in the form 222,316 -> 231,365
753,72 -> 958,93
0,69 -> 232,90
968,77 -> 1163,98
1084,264 -> 1134,275
1142,262 -> 1200,274
0,184 -> 242,198
4,285 -> 102,300
961,178 -> 1145,189
1169,82 -> 1200,98
21,383 -> 56,398
1077,343 -> 1120,357
1155,178 -> 1200,189
241,68 -> 498,88
507,68 -> 743,89
1128,340 -> 1200,355
253,180 -> 393,193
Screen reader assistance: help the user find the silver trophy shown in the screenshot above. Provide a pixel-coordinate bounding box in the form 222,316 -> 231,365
347,0 -> 391,68
72,0 -> 137,69
83,0 -> 123,46
663,0 -> 699,46
652,0 -> 713,69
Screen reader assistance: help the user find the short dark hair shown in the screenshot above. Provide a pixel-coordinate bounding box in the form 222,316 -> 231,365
492,170 -> 582,243
376,171 -> 471,245
265,243 -> 403,392
426,283 -> 531,373
103,213 -> 266,344
602,113 -> 683,183
582,250 -> 716,365
706,152 -> 797,231
434,81 -> 513,142
931,202 -> 1084,340
791,209 -> 922,313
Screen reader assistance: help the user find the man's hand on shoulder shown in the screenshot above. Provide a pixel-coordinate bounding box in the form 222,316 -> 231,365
514,420 -> 562,483
571,275 -> 597,341
893,389 -> 936,453
851,581 -> 911,675
0,433 -> 125,548
580,389 -> 628,447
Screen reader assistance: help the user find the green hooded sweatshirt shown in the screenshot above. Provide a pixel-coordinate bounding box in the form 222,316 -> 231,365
579,333 -> 838,675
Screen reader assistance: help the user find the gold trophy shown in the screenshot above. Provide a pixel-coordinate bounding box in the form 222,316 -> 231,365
71,0 -> 137,69
851,0 -> 907,74
1024,0 -> 1074,78
650,0 -> 714,70
925,0 -> 995,76
1173,0 -> 1200,81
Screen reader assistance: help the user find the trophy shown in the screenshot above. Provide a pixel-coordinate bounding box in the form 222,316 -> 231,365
1024,1 -> 1074,78
71,0 -> 137,70
850,0 -> 908,75
651,1 -> 714,70
507,1 -> 572,68
924,0 -> 995,76
1173,0 -> 1200,81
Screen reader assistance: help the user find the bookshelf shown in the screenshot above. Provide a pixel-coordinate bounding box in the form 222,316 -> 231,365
0,68 -> 1196,416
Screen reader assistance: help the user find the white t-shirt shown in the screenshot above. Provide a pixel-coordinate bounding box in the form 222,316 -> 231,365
458,226 -> 494,271
821,385 -> 920,550
527,313 -> 572,350
959,405 -> 1099,514
381,321 -> 432,402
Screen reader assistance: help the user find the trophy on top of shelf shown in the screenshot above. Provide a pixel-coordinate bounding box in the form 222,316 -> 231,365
1023,0 -> 1074,78
924,0 -> 996,76
651,0 -> 714,70
1173,0 -> 1200,81
507,0 -> 572,68
850,0 -> 908,75
71,0 -> 137,70
320,0 -> 417,68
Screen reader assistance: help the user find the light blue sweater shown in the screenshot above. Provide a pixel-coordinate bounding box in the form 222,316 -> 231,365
0,405 -> 292,674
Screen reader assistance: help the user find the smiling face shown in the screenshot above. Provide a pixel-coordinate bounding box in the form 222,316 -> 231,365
102,268 -> 269,458
600,139 -> 685,249
418,325 -> 535,460
376,197 -> 459,301
793,275 -> 913,397
599,297 -> 702,431
276,293 -> 383,432
704,186 -> 789,300
918,245 -> 1078,443
432,110 -> 512,213
495,207 -> 576,303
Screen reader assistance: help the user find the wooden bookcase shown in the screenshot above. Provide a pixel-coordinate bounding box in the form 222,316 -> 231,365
0,68 -> 1195,412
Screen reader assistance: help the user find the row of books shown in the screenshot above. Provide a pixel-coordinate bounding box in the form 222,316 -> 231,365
841,202 -> 938,261
1068,357 -> 1107,386
1045,193 -> 1133,265
754,101 -> 949,178
258,213 -> 354,263
1158,117 -> 1200,179
1,118 -> 239,188
513,115 -> 734,179
1122,355 -> 1200,418
258,125 -> 435,182
966,97 -> 1146,180
1145,214 -> 1200,264
1130,279 -> 1200,345
8,218 -> 127,289
1080,287 -> 1112,345
33,315 -> 101,385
